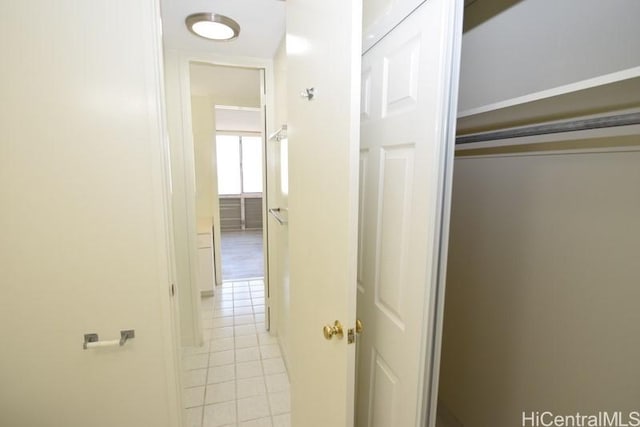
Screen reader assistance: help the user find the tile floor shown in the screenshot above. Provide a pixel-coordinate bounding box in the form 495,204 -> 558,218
182,279 -> 291,427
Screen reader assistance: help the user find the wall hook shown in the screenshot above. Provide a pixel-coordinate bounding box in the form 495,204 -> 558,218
300,87 -> 316,101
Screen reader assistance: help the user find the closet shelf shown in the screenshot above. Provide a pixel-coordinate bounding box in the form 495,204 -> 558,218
457,67 -> 640,135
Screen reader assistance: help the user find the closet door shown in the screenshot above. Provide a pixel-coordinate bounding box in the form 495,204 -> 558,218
0,1 -> 181,426
363,0 -> 427,52
356,0 -> 463,426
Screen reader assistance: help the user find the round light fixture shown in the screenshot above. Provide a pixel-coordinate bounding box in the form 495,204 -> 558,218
185,13 -> 240,41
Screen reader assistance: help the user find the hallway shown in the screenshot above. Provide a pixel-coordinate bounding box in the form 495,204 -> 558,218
181,280 -> 290,427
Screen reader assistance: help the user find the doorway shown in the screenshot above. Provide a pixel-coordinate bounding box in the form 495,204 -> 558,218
181,61 -> 290,426
216,123 -> 265,281
188,62 -> 268,287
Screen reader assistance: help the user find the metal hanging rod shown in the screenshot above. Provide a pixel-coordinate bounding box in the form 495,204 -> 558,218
268,208 -> 288,225
456,111 -> 640,145
269,124 -> 288,142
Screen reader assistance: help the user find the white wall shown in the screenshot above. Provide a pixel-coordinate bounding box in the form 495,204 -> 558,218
268,37 -> 291,366
216,108 -> 262,133
459,0 -> 640,111
164,51 -> 202,346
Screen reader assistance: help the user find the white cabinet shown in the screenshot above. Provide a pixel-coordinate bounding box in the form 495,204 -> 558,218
197,233 -> 215,296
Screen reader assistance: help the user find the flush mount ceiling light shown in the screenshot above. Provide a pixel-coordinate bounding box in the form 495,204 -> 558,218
185,13 -> 240,41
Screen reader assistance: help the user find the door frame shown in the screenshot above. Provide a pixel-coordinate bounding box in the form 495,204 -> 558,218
419,1 -> 464,425
165,49 -> 275,339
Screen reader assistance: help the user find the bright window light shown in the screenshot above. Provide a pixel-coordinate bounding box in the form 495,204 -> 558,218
216,135 -> 241,195
215,135 -> 263,195
241,136 -> 263,193
280,139 -> 289,195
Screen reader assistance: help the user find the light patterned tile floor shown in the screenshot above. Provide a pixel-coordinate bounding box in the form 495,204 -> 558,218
182,279 -> 291,427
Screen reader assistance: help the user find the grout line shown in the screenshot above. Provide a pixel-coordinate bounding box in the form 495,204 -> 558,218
200,308 -> 210,427
182,278 -> 286,427
232,287 -> 240,427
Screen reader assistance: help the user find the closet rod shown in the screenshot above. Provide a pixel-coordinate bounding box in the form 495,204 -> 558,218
456,111 -> 640,145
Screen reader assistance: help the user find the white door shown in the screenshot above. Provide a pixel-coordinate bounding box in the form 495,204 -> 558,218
356,1 -> 463,426
286,0 -> 363,425
0,1 -> 182,427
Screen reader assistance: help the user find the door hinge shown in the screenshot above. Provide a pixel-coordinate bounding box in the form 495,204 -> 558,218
348,328 -> 355,344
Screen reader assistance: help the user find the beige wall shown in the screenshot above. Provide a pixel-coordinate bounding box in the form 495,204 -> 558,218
274,39 -> 287,130
269,37 -> 291,366
0,1 -> 181,425
459,0 -> 640,111
440,1 -> 640,423
439,143 -> 640,426
190,62 -> 261,108
191,96 -> 216,232
164,51 -> 202,346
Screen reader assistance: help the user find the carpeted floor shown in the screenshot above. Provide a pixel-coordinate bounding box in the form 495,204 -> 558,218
220,229 -> 264,281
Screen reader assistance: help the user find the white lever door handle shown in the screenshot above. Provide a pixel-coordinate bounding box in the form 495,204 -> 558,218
83,329 -> 135,350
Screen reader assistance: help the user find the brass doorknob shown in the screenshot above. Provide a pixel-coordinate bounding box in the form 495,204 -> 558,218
323,320 -> 344,340
355,319 -> 363,334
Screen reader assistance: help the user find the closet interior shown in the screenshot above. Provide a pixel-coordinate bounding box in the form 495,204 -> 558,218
437,1 -> 640,426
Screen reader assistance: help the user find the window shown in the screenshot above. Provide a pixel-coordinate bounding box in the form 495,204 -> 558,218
241,136 -> 263,193
280,138 -> 289,195
216,135 -> 241,195
216,134 -> 263,195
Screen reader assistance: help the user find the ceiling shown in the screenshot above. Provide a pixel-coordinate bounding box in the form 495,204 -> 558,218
160,0 -> 286,58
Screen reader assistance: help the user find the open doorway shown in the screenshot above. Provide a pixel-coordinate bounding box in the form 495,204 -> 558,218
188,62 -> 267,288
181,61 -> 289,426
215,108 -> 265,281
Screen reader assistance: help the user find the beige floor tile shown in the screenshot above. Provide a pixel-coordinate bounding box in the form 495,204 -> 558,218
237,395 -> 270,422
236,376 -> 267,399
183,368 -> 207,388
209,349 -> 234,367
203,401 -> 236,427
265,373 -> 289,393
184,386 -> 205,408
205,381 -> 235,404
272,413 -> 290,427
240,417 -> 273,427
268,391 -> 290,415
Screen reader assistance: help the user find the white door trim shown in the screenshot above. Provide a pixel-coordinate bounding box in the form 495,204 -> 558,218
141,2 -> 185,425
421,1 -> 464,426
165,49 -> 275,335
